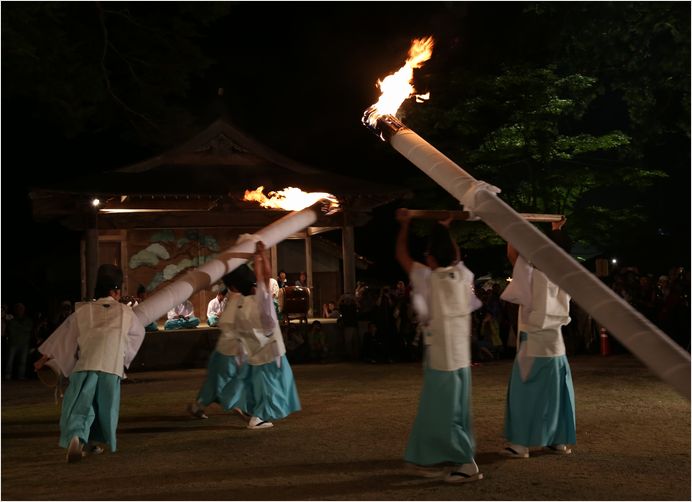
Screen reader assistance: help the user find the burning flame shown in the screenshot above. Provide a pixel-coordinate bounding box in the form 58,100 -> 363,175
243,186 -> 340,213
366,36 -> 434,127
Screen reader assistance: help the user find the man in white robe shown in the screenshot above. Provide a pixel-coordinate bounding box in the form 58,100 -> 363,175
499,218 -> 576,458
164,300 -> 200,330
35,264 -> 145,463
395,209 -> 483,484
219,241 -> 301,429
188,289 -> 247,420
206,289 -> 228,327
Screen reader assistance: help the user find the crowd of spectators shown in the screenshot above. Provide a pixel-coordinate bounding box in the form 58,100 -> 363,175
283,261 -> 689,365
605,265 -> 689,351
4,262 -> 688,376
2,300 -> 75,380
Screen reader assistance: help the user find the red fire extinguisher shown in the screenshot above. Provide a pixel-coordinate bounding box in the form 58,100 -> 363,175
600,327 -> 610,356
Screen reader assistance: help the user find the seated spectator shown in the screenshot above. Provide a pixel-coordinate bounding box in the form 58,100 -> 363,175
322,301 -> 340,319
164,300 -> 200,330
277,270 -> 288,289
295,271 -> 308,288
206,289 -> 228,327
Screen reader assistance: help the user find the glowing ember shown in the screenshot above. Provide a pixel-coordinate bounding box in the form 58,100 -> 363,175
365,36 -> 434,127
243,186 -> 340,213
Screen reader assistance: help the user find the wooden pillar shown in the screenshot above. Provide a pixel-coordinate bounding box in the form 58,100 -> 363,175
84,228 -> 99,300
120,232 -> 129,295
341,220 -> 356,295
305,233 -> 313,315
270,244 -> 278,280
80,239 -> 87,300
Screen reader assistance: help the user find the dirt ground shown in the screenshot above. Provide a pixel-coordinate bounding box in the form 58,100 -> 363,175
1,354 -> 689,501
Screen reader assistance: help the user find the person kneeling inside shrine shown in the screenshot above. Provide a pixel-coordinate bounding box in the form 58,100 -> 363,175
164,300 -> 200,330
206,288 -> 228,327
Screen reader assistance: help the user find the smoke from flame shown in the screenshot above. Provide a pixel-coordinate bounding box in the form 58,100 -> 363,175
366,36 -> 434,127
243,186 -> 340,212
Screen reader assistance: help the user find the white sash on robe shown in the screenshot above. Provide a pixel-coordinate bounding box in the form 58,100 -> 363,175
39,298 -> 144,378
502,256 -> 571,365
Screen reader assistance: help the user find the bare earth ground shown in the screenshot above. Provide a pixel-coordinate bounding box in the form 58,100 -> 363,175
1,354 -> 689,501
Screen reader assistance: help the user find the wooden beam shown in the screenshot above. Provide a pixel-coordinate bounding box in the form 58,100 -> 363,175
99,197 -> 219,213
406,209 -> 564,222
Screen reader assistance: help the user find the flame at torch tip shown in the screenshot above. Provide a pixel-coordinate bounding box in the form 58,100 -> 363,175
366,36 -> 434,127
243,186 -> 340,213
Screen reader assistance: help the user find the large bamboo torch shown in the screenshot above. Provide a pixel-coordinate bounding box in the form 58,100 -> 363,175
37,191 -> 337,384
133,190 -> 338,328
362,37 -> 690,399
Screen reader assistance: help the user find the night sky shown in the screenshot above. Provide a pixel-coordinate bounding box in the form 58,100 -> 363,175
2,2 -> 689,312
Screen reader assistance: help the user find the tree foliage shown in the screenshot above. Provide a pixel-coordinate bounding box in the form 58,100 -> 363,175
401,2 -> 687,264
2,2 -> 230,146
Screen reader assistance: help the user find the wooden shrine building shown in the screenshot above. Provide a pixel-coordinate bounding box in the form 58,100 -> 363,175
31,118 -> 410,324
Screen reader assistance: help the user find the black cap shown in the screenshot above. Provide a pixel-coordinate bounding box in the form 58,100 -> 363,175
222,265 -> 256,296
94,264 -> 123,298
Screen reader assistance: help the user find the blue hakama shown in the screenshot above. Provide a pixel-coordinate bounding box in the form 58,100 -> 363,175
163,316 -> 200,330
197,351 -> 245,408
504,333 -> 576,447
404,366 -> 475,466
59,371 -> 121,452
236,355 -> 301,421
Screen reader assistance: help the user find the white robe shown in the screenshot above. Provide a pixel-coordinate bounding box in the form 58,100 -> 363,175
39,297 -> 145,378
218,283 -> 285,366
501,256 -> 571,379
207,297 -> 226,318
214,292 -> 245,358
409,262 -> 481,371
167,301 -> 195,320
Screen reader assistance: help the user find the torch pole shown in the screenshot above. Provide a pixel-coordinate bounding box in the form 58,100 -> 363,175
132,206 -> 319,328
369,113 -> 690,400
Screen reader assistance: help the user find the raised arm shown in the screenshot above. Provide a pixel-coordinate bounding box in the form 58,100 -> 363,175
253,244 -> 277,333
395,208 -> 414,274
439,216 -> 461,265
253,241 -> 271,290
550,216 -> 572,253
507,243 -> 519,267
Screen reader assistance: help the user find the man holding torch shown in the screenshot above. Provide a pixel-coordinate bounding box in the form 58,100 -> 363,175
187,285 -> 246,421
499,218 -> 576,458
213,239 -> 301,429
395,208 -> 483,483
